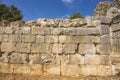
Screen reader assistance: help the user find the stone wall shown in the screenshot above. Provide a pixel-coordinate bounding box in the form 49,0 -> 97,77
110,15 -> 120,75
0,16 -> 118,77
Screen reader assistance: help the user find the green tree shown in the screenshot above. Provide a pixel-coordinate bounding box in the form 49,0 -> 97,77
68,13 -> 84,19
0,4 -> 23,22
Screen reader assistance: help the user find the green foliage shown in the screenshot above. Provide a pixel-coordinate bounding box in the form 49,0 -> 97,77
0,4 -> 23,22
68,13 -> 84,19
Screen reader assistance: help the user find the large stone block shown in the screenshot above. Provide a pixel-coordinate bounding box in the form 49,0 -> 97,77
99,34 -> 110,44
63,44 -> 77,54
29,54 -> 40,64
61,64 -> 81,76
74,36 -> 95,44
81,65 -> 97,76
95,16 -> 112,24
51,28 -> 62,35
14,27 -> 22,34
64,28 -> 87,36
1,42 -> 15,52
78,44 -> 96,55
22,35 -> 36,43
46,66 -> 60,75
15,43 -> 31,53
36,35 -> 45,43
44,28 -> 51,35
31,43 -> 46,53
45,35 -> 58,43
21,27 -> 31,34
110,55 -> 120,64
11,64 -> 30,74
30,64 -> 42,75
101,25 -> 110,34
9,53 -> 27,64
70,54 -> 84,65
59,36 -> 74,43
97,65 -> 112,76
46,44 -> 53,53
8,35 -> 22,42
1,35 -> 9,42
4,27 -> 13,34
52,44 -> 62,54
86,27 -> 101,35
85,55 -> 101,65
111,23 -> 120,32
31,27 -> 44,35
85,55 -> 110,65
96,44 -> 111,55
0,27 -> 4,34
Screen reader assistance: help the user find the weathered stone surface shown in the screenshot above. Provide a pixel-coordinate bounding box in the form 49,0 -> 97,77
101,25 -> 110,34
85,55 -> 110,65
81,65 -> 97,76
59,36 -> 74,43
45,35 -> 58,43
94,16 -> 112,24
21,27 -> 31,34
31,43 -> 46,53
51,28 -> 62,35
111,23 -> 120,32
78,44 -> 96,54
0,27 -> 4,34
99,34 -> 110,44
86,27 -> 101,35
31,27 -> 44,35
8,35 -> 22,42
22,35 -> 36,43
11,64 -> 30,74
29,54 -> 40,64
1,42 -> 15,52
86,18 -> 101,27
110,55 -> 120,64
4,27 -> 13,34
61,64 -> 81,76
74,36 -> 95,44
15,43 -> 31,53
96,44 -> 111,55
36,35 -> 45,43
46,66 -> 60,75
30,64 -> 42,75
63,44 -> 77,54
85,55 -> 101,65
46,44 -> 53,53
70,54 -> 84,65
97,65 -> 112,76
52,44 -> 62,54
9,53 -> 27,64
1,35 -> 9,42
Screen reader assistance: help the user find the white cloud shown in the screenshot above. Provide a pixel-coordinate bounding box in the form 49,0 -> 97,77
62,0 -> 73,4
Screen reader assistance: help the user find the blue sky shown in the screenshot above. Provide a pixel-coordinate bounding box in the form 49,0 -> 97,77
1,0 -> 114,21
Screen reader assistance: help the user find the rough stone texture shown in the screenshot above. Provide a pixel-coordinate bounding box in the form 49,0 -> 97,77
96,44 -> 111,55
78,44 -> 96,55
15,43 -> 31,53
31,43 -> 46,53
61,64 -> 81,76
1,2 -> 120,76
52,44 -> 62,54
22,35 -> 36,43
45,35 -> 58,43
59,36 -> 74,43
63,44 -> 77,54
31,27 -> 44,35
70,54 -> 84,65
1,42 -> 15,52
